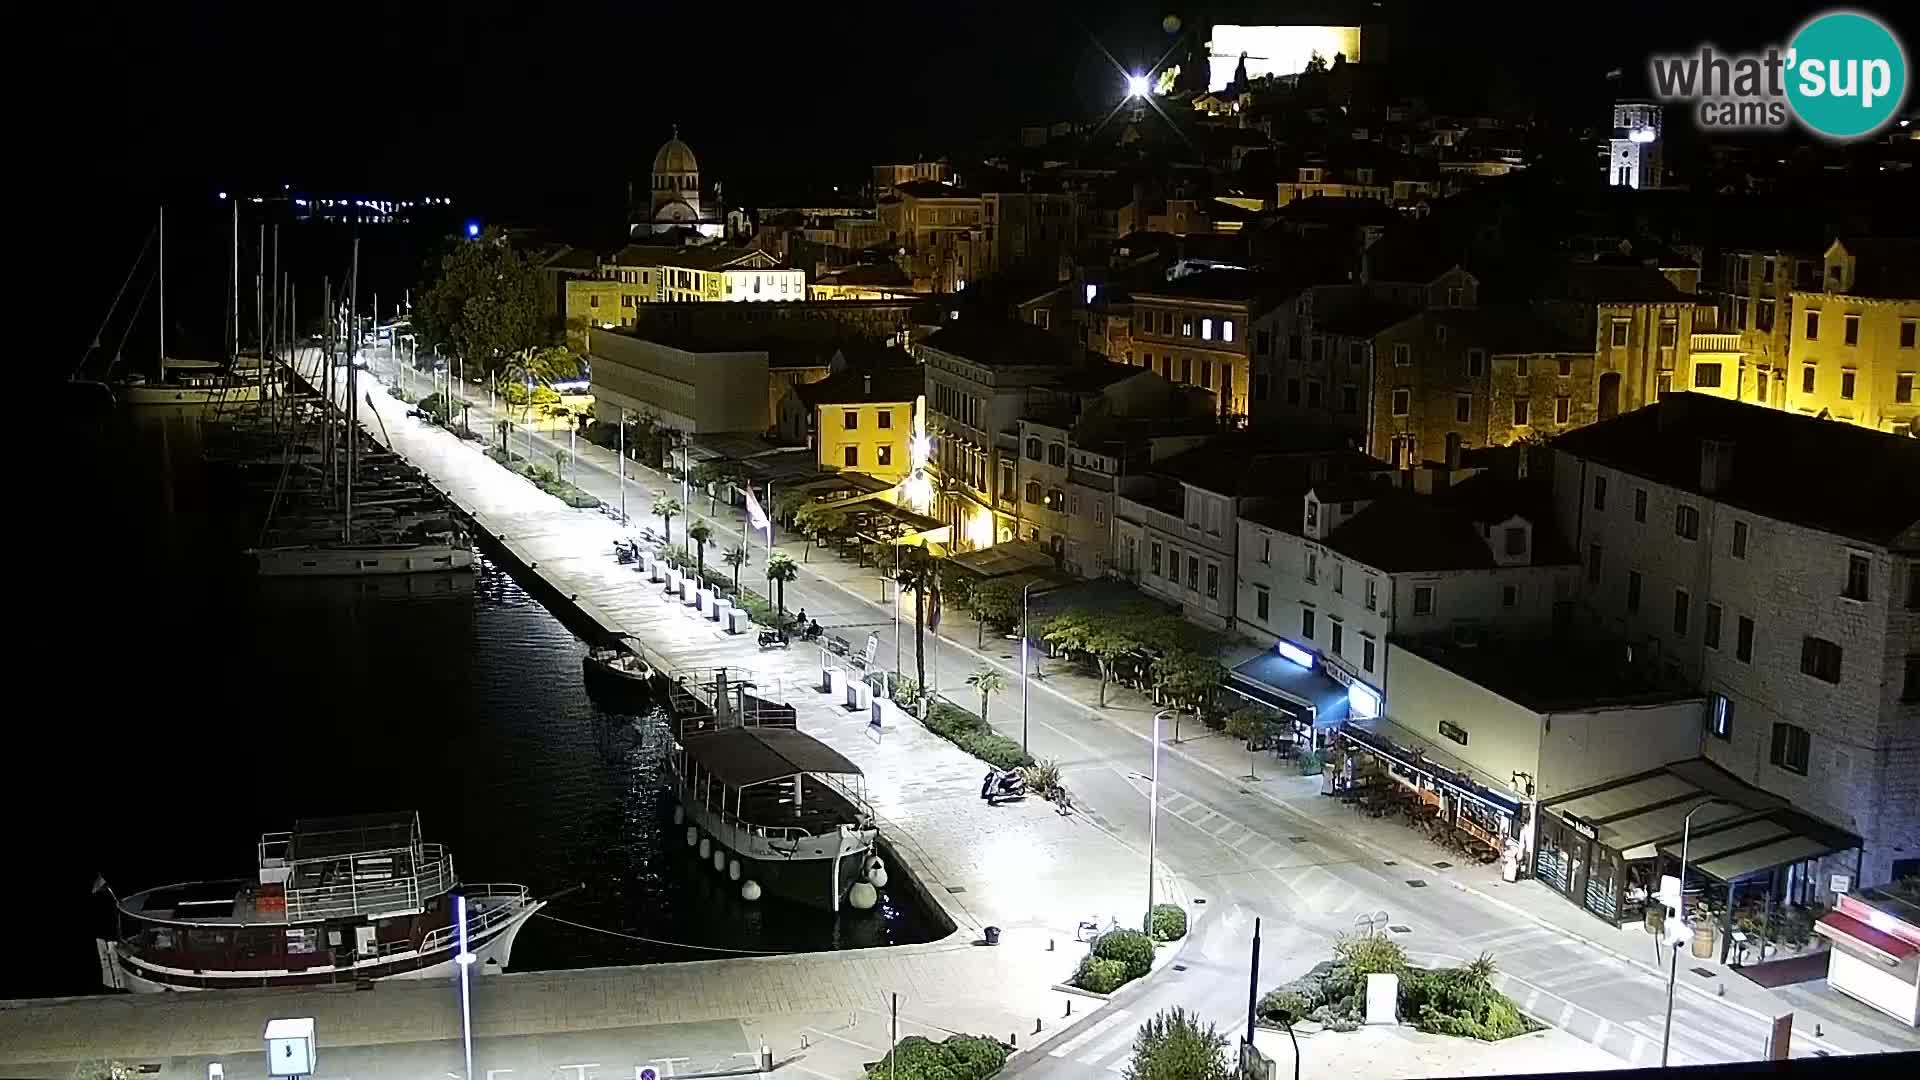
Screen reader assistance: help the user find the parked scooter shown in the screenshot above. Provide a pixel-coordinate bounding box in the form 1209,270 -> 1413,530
757,627 -> 790,650
980,767 -> 1027,805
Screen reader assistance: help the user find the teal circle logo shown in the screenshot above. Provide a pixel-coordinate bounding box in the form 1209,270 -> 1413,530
1786,11 -> 1908,139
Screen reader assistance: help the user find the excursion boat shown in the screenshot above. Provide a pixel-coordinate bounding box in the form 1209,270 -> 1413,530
97,811 -> 542,993
671,724 -> 880,912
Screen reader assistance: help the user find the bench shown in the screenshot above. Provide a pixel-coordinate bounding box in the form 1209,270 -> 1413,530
825,635 -> 851,657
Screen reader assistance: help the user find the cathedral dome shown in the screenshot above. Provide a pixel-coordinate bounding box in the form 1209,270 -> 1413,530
653,136 -> 698,176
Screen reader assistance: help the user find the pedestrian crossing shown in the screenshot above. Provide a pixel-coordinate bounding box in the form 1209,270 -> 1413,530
1047,1008 -> 1136,1073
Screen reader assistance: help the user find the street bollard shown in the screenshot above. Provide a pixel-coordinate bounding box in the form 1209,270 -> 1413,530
1034,1018 -> 1042,1035
1065,999 -> 1073,1017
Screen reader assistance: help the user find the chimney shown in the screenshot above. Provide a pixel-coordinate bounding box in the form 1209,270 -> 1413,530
863,374 -> 873,396
1700,439 -> 1734,493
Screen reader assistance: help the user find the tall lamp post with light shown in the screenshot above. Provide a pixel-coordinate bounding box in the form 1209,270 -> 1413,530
1145,708 -> 1168,932
1020,579 -> 1040,753
1661,798 -> 1724,1066
455,894 -> 476,1080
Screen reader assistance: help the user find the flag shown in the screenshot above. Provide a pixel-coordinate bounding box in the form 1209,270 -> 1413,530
745,487 -> 770,534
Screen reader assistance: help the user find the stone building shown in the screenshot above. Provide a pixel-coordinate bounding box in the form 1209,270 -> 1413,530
1786,237 -> 1920,435
1550,393 -> 1920,888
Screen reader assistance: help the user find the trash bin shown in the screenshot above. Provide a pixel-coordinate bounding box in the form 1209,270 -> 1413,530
1691,923 -> 1714,959
984,925 -> 1001,946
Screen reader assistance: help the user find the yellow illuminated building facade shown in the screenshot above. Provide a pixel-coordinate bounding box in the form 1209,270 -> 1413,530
566,276 -> 654,330
791,367 -> 926,484
1786,238 -> 1920,435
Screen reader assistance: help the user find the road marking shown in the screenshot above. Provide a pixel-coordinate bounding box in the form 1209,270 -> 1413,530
1048,1009 -> 1133,1057
1591,1019 -> 1613,1046
786,1065 -> 840,1080
805,1028 -> 882,1053
1229,830 -> 1264,852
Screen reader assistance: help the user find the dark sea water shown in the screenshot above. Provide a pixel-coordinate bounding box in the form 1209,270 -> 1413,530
15,406 -> 936,1000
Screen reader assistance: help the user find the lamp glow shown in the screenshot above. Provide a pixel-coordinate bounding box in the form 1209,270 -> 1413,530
1126,74 -> 1150,98
1629,127 -> 1657,143
465,222 -> 481,238
1276,640 -> 1315,669
1347,681 -> 1381,719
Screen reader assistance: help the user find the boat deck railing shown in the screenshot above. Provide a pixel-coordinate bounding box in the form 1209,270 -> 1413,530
284,844 -> 455,924
417,885 -> 534,955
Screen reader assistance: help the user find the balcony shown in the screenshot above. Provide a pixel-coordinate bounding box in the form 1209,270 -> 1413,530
1691,332 -> 1743,354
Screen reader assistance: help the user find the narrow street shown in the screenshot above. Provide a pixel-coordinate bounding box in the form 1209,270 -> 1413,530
367,350 -> 1904,1071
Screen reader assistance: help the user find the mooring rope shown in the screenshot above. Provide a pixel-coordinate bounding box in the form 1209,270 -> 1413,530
534,910 -> 789,956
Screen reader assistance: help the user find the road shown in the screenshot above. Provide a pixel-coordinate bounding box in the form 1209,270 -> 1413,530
365,351 -> 1847,1074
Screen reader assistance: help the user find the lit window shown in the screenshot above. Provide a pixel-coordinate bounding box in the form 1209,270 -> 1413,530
1202,318 -> 1214,341
1222,320 -> 1235,343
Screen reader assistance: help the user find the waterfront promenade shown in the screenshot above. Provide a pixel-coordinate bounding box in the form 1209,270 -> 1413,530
13,354 -> 1915,1077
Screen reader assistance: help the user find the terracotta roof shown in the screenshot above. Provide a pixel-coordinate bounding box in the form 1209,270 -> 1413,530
1551,393 -> 1920,546
793,364 -> 923,407
921,321 -> 1073,367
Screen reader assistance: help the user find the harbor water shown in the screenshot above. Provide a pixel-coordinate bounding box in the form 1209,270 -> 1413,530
20,407 -> 940,1000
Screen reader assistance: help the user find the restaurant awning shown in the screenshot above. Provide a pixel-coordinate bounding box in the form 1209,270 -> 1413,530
1227,651 -> 1348,725
1541,758 -> 1858,871
1659,809 -> 1861,885
1338,717 -> 1525,818
1815,912 -> 1918,966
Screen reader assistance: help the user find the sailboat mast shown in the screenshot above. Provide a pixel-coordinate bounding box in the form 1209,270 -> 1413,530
230,201 -> 241,360
346,238 -> 360,544
323,277 -> 334,497
156,206 -> 165,380
256,223 -> 265,390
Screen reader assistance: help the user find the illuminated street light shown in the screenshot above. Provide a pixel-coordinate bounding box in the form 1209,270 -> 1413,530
1126,73 -> 1150,98
465,221 -> 481,239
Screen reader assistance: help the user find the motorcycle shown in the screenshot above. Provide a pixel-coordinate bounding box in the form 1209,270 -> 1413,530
757,628 -> 791,650
980,767 -> 1027,805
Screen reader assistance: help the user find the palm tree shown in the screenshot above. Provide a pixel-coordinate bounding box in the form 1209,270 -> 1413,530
765,551 -> 798,618
966,668 -> 1006,725
653,495 -> 681,547
895,545 -> 937,693
687,522 -> 713,577
722,544 -> 748,592
497,345 -> 575,425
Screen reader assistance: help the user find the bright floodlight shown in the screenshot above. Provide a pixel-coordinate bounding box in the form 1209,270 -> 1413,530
1126,74 -> 1150,98
1629,127 -> 1657,143
465,221 -> 481,238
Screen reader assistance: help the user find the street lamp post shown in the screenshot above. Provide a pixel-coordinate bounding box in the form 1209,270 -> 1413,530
455,894 -> 476,1080
1146,708 -> 1168,933
1662,798 -> 1724,1066
1020,580 -> 1038,752
618,406 -> 627,524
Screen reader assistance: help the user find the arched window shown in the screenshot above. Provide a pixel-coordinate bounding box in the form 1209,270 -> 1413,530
1025,481 -> 1041,504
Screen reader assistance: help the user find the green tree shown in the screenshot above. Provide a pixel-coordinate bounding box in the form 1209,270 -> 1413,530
687,521 -> 713,576
965,668 -> 1006,726
792,502 -> 848,563
1151,650 -> 1223,717
722,544 -> 748,591
969,579 -> 1021,647
497,346 -> 576,423
765,551 -> 799,617
895,545 -> 938,695
1083,621 -> 1138,708
1124,1008 -> 1229,1080
414,228 -> 545,377
653,495 -> 681,547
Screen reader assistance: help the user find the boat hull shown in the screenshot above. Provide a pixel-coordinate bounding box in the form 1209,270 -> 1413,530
676,794 -> 875,911
122,384 -> 266,406
252,544 -> 474,577
104,899 -> 544,993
